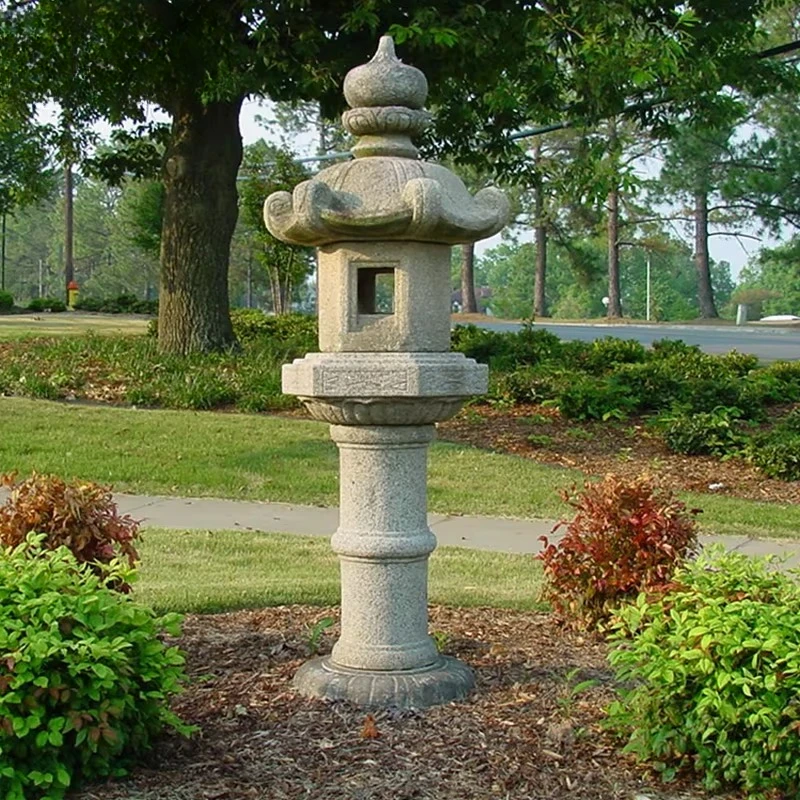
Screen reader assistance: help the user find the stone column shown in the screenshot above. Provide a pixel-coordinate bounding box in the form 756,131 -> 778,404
265,36 -> 509,709
293,423 -> 474,706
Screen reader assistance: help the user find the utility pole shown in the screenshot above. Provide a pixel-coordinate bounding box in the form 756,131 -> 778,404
646,251 -> 651,322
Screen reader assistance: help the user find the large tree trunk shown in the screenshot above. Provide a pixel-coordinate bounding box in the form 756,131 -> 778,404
158,96 -> 243,354
606,185 -> 622,318
460,242 -> 478,313
64,162 -> 74,301
694,190 -> 718,319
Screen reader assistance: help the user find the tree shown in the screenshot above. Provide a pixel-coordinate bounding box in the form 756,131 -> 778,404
738,237 -> 800,316
238,142 -> 313,314
0,119 -> 52,290
2,0 -> 785,351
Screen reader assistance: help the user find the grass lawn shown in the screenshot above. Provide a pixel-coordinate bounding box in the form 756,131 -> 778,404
2,397 -> 800,540
0,312 -> 149,339
136,527 -> 542,614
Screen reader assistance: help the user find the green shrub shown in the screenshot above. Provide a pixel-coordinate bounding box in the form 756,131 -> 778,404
609,361 -> 682,413
451,324 -> 510,364
0,291 -> 13,311
760,361 -> 800,401
606,548 -> 800,798
538,475 -> 699,628
557,376 -> 638,421
72,297 -> 104,313
649,338 -> 702,360
0,535 -> 192,799
718,350 -> 760,377
584,336 -> 647,374
777,406 -> 800,433
487,365 -> 574,406
746,429 -> 800,480
27,298 -> 66,313
657,406 -> 747,457
230,308 -> 316,348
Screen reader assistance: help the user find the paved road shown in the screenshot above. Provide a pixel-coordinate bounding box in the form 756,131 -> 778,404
475,321 -> 800,361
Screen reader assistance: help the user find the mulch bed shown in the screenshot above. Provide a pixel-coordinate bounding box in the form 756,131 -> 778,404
75,606 -> 729,800
438,403 -> 800,506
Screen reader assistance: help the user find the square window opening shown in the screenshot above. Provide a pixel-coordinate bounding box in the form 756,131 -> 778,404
357,267 -> 395,315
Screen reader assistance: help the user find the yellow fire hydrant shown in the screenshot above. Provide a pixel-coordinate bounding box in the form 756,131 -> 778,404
67,281 -> 79,309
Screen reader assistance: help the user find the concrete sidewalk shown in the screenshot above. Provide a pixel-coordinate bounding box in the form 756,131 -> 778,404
112,492 -> 800,567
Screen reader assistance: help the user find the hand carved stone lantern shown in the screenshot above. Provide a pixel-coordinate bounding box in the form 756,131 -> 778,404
264,36 -> 509,708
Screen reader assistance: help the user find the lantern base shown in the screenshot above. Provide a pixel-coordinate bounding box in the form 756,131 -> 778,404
292,655 -> 475,709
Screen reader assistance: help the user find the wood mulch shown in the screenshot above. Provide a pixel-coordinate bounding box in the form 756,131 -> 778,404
437,403 -> 800,506
75,606 -> 729,800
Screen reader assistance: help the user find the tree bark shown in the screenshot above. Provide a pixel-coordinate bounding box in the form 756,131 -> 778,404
158,96 -> 243,354
533,149 -> 548,317
460,242 -> 478,313
64,162 -> 74,301
606,185 -> 622,318
694,190 -> 718,318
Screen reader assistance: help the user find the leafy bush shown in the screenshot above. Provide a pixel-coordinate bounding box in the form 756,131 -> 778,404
718,350 -> 760,377
229,309 -> 317,348
609,361 -> 682,413
0,291 -> 13,311
488,365 -> 575,406
584,336 -> 647,374
649,338 -> 702,360
557,377 -> 638,421
451,324 -> 505,363
778,406 -> 800,433
746,429 -> 800,480
606,548 -> 800,798
0,473 -> 139,570
760,361 -> 800,401
538,475 -> 699,627
76,295 -> 158,315
0,535 -> 191,799
27,298 -> 66,313
657,406 -> 747,457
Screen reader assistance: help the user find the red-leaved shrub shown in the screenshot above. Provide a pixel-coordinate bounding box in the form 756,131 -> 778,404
0,472 -> 140,569
538,474 -> 700,627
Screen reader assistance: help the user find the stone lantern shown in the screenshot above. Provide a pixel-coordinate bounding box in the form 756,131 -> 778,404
264,36 -> 509,708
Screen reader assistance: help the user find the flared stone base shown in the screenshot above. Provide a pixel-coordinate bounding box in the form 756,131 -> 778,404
293,655 -> 475,709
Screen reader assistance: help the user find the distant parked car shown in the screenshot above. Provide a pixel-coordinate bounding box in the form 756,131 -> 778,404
760,314 -> 800,322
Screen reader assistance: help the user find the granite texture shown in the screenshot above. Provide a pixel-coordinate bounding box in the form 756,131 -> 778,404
282,352 -> 488,398
267,35 -> 505,710
263,36 -> 509,246
328,424 -> 437,671
314,241 -> 451,353
293,655 -> 475,709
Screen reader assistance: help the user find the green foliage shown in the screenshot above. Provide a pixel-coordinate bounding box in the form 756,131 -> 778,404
26,298 -> 66,313
229,309 -> 317,350
585,337 -> 647,372
0,332 -> 302,413
657,406 -> 747,456
746,429 -> 800,481
0,291 -> 13,311
0,535 -> 192,799
538,475 -> 699,628
606,548 -> 800,798
74,294 -> 157,315
557,377 -> 638,421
